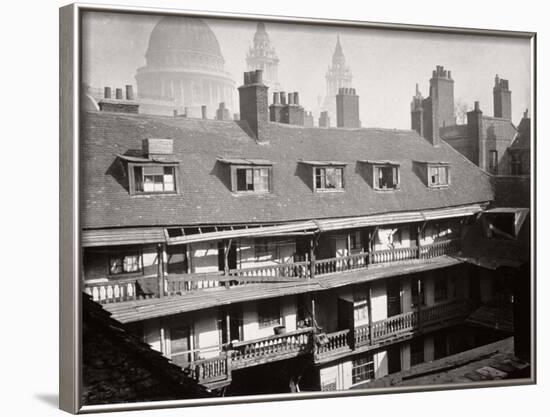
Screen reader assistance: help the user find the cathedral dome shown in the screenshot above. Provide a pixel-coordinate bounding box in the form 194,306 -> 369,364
145,16 -> 225,71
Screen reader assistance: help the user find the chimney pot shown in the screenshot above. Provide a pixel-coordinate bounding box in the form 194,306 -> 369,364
104,86 -> 112,99
293,92 -> 299,105
125,85 -> 134,101
255,69 -> 263,84
280,92 -> 287,105
474,101 -> 480,111
201,105 -> 207,119
288,93 -> 294,105
273,92 -> 280,105
115,88 -> 123,100
173,109 -> 178,117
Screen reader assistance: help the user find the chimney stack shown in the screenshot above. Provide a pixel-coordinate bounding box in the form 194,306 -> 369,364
238,70 -> 269,141
269,92 -> 284,123
98,85 -> 139,114
493,74 -> 512,120
216,102 -> 231,121
281,91 -> 305,125
125,85 -> 134,101
336,87 -> 360,128
319,111 -> 330,128
467,101 -> 484,167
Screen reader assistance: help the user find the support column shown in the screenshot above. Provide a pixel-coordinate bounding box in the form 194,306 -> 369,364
225,310 -> 231,347
368,284 -> 373,345
158,243 -> 165,298
309,236 -> 316,279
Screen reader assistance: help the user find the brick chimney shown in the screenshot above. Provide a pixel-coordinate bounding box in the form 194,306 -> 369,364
493,74 -> 512,120
467,101 -> 484,167
98,85 -> 139,114
216,102 -> 231,121
319,111 -> 330,128
238,70 -> 269,142
269,92 -> 284,122
281,92 -> 305,125
336,87 -> 360,128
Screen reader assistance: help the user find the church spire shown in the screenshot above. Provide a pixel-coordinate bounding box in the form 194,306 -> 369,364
321,36 -> 353,118
246,22 -> 281,91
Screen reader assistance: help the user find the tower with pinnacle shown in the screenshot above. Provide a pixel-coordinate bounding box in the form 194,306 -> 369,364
246,23 -> 281,91
322,36 -> 353,118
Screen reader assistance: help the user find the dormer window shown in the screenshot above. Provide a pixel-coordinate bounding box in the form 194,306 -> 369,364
135,166 -> 176,193
218,158 -> 273,194
359,160 -> 400,191
118,138 -> 180,195
428,164 -> 450,187
300,161 -> 347,192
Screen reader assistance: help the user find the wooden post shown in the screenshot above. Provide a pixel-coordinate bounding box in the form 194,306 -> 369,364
225,310 -> 231,348
309,236 -> 316,279
416,224 -> 422,259
223,239 -> 230,275
417,278 -> 423,331
157,244 -> 165,298
367,284 -> 373,345
346,232 -> 352,269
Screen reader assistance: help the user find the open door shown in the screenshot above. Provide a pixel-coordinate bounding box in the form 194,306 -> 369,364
337,297 -> 355,331
218,241 -> 238,272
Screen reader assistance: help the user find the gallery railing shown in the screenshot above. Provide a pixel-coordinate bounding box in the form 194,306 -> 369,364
84,239 -> 461,303
171,353 -> 231,385
229,327 -> 313,367
314,299 -> 470,359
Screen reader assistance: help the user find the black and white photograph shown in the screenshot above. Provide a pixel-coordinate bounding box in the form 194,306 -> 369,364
62,3 -> 534,412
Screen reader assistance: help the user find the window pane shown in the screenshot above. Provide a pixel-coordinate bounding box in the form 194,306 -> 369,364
438,167 -> 447,184
236,169 -> 246,191
429,167 -> 439,185
246,169 -> 254,191
110,257 -> 123,274
143,166 -> 164,176
325,168 -> 342,189
255,168 -> 269,192
315,168 -> 325,189
143,176 -> 155,192
378,166 -> 396,189
134,167 -> 143,192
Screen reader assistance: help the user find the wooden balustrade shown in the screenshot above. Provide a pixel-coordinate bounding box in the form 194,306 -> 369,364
371,311 -> 417,341
85,278 -> 139,304
230,328 -> 312,364
353,324 -> 370,347
315,253 -> 368,275
228,261 -> 310,281
419,299 -> 468,325
172,354 -> 230,384
165,272 -> 227,296
370,246 -> 418,265
315,329 -> 351,355
419,239 -> 460,259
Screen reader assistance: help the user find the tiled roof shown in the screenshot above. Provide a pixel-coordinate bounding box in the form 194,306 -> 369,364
81,111 -> 494,229
480,116 -> 518,144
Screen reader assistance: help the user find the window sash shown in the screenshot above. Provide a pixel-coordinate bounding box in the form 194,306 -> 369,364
376,166 -> 398,189
236,167 -> 270,192
315,167 -> 343,190
134,165 -> 176,193
258,300 -> 280,328
429,165 -> 449,186
109,253 -> 142,275
352,356 -> 375,384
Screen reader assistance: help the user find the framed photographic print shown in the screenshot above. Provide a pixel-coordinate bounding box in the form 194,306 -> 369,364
59,2 -> 536,413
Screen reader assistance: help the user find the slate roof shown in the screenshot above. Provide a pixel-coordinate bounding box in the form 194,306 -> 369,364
82,293 -> 210,405
81,110 -> 494,229
509,117 -> 531,151
480,116 -> 518,144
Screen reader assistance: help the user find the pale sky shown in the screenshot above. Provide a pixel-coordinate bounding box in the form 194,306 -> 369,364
82,11 -> 531,129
